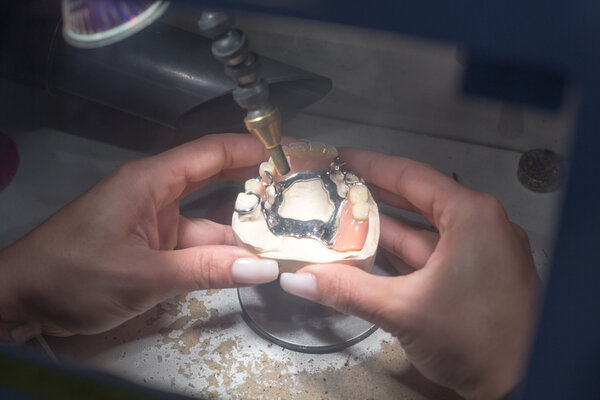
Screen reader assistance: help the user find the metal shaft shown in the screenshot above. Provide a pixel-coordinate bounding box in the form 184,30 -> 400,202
198,11 -> 290,175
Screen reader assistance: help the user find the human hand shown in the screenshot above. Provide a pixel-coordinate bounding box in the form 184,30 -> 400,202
0,134 -> 279,340
280,149 -> 541,399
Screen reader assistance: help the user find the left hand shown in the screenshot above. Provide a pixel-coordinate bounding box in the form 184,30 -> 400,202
280,148 -> 540,399
0,134 -> 279,339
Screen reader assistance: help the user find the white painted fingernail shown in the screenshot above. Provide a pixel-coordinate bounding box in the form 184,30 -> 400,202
280,273 -> 319,301
232,258 -> 279,284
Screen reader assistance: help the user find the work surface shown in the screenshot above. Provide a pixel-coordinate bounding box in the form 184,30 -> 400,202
0,113 -> 562,399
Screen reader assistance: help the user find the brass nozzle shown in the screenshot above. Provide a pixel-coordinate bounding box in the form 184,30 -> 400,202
244,107 -> 290,175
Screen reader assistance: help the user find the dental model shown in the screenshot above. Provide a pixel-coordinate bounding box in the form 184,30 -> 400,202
232,142 -> 380,273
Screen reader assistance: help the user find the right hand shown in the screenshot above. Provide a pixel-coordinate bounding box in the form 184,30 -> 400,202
0,134 -> 280,340
280,148 -> 541,400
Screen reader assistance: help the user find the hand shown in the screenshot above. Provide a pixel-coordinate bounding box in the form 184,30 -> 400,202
280,149 -> 541,399
0,134 -> 279,339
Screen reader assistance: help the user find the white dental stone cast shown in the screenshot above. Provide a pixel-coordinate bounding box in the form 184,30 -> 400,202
278,180 -> 334,222
232,142 -> 380,274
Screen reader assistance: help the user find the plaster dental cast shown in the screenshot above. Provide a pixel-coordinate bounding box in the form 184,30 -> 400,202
233,141 -> 379,273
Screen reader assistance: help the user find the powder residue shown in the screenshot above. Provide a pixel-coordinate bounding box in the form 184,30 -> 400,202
145,291 -> 459,400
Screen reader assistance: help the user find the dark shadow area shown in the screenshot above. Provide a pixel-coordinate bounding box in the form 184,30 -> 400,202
1,2 -> 331,157
46,304 -> 242,363
391,365 -> 464,400
180,183 -> 241,224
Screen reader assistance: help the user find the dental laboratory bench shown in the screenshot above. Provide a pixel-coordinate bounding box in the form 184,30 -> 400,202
1,1 -> 599,399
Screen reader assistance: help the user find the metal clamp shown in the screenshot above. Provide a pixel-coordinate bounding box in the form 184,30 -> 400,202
235,192 -> 262,215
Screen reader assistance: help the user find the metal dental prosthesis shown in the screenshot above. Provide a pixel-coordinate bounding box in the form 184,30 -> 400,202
232,142 -> 380,273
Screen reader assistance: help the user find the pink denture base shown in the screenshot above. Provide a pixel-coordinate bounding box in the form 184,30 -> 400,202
333,201 -> 369,252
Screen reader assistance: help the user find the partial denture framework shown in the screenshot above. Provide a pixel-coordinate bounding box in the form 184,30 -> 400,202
235,142 -> 371,251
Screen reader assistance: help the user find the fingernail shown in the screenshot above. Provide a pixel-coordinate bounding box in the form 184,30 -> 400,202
232,258 -> 279,284
280,273 -> 319,301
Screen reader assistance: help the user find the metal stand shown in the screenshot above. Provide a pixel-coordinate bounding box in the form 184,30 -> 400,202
238,259 -> 392,354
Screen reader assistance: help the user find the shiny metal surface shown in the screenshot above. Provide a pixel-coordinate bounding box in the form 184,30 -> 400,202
62,0 -> 170,48
238,261 -> 392,353
244,107 -> 290,174
263,167 -> 344,247
254,157 -> 366,247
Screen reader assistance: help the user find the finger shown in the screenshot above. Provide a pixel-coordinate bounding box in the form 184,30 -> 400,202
163,134 -> 299,200
280,264 -> 409,335
382,249 -> 415,275
153,246 -> 279,296
156,204 -> 180,250
510,222 -> 533,254
280,136 -> 298,146
510,222 -> 528,242
177,217 -> 235,248
339,148 -> 469,228
181,165 -> 262,198
379,214 -> 439,269
368,184 -> 419,212
122,134 -> 271,208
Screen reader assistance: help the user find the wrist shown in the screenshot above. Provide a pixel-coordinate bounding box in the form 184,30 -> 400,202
467,374 -> 521,400
0,244 -> 40,343
466,287 -> 538,400
498,382 -> 523,400
464,343 -> 529,400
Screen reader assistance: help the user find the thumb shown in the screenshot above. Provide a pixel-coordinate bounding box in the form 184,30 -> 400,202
280,264 -> 410,333
153,245 -> 279,295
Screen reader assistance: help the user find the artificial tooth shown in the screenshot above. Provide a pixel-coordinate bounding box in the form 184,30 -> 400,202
352,202 -> 369,221
309,141 -> 326,156
259,162 -> 268,177
259,160 -> 276,179
324,145 -> 338,159
235,192 -> 259,212
345,172 -> 360,185
245,178 -> 263,193
289,142 -> 308,157
349,185 -> 368,204
282,145 -> 291,156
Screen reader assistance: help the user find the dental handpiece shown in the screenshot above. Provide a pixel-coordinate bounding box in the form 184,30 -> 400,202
198,11 -> 291,175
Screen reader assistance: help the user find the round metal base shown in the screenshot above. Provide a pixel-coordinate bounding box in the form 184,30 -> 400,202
238,261 -> 391,354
